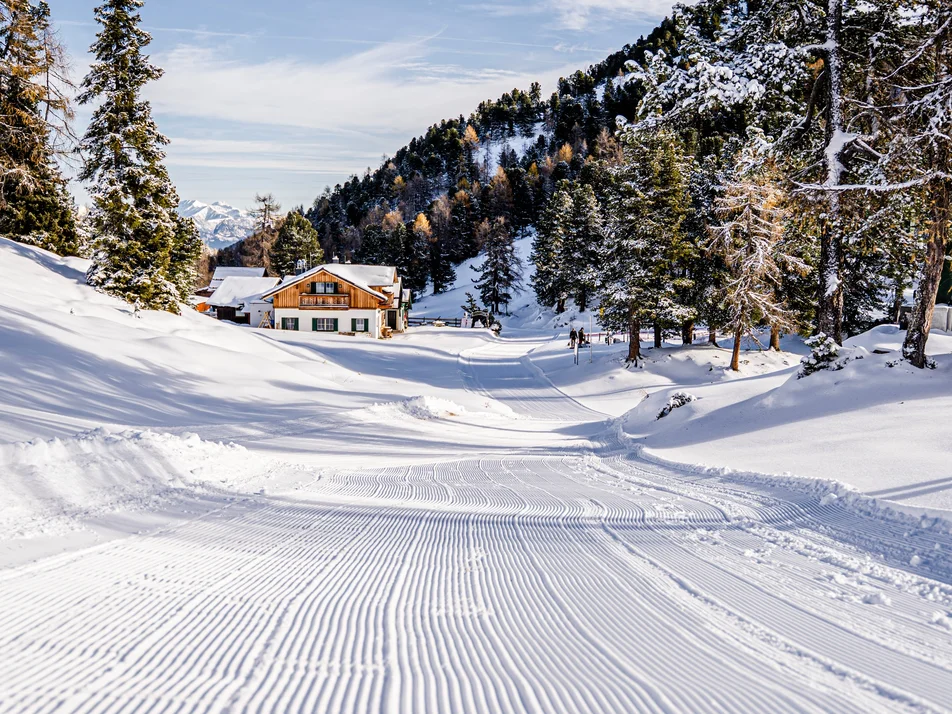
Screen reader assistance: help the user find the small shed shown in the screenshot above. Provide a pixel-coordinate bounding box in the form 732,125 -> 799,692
196,267 -> 268,297
207,276 -> 280,326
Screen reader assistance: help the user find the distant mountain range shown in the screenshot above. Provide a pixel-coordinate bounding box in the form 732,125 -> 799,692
178,200 -> 257,250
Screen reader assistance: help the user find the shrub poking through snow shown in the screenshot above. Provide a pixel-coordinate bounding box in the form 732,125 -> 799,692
799,333 -> 866,378
799,333 -> 842,378
657,391 -> 698,419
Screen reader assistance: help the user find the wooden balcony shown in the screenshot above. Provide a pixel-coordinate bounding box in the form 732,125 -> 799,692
300,295 -> 350,308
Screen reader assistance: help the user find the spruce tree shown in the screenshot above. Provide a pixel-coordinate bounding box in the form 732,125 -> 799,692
269,212 -> 322,277
598,128 -> 691,364
564,182 -> 603,312
0,0 -> 78,254
531,183 -> 573,312
79,0 -> 195,311
474,218 -> 523,313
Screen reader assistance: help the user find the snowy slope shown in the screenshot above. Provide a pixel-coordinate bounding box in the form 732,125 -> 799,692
178,199 -> 256,250
6,238 -> 952,714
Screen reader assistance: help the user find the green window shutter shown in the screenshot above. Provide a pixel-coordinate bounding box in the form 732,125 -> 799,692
351,318 -> 357,332
309,282 -> 316,294
312,318 -> 318,331
332,319 -> 339,332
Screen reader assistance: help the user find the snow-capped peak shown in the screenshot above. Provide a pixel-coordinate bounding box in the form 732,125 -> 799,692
178,199 -> 256,250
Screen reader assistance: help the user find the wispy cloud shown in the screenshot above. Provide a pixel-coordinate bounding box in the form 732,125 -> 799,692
472,0 -> 678,31
148,40 -> 577,137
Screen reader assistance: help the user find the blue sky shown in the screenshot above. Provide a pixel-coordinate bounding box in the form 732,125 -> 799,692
53,0 -> 676,211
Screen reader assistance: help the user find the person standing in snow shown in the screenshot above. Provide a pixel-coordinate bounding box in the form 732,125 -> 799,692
578,327 -> 586,346
569,328 -> 578,349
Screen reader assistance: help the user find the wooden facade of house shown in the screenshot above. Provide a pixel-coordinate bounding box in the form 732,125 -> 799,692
270,269 -> 391,311
262,264 -> 408,338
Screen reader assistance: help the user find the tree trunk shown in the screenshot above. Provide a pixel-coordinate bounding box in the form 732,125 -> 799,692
770,325 -> 782,352
903,175 -> 950,368
681,320 -> 695,347
627,314 -> 641,364
891,279 -> 905,324
731,326 -> 743,371
578,289 -> 587,313
556,296 -> 566,314
817,219 -> 844,344
817,0 -> 846,345
708,325 -> 719,347
653,323 -> 663,348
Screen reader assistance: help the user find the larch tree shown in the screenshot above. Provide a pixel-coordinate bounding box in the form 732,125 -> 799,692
893,0 -> 951,368
707,141 -> 810,371
0,0 -> 79,254
79,0 -> 199,311
250,192 -> 280,233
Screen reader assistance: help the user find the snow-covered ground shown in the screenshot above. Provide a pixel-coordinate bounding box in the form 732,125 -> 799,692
3,237 -> 952,713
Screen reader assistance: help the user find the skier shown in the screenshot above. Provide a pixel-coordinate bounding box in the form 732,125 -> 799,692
569,328 -> 578,349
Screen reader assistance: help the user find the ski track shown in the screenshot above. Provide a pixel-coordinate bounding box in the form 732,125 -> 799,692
2,337 -> 952,713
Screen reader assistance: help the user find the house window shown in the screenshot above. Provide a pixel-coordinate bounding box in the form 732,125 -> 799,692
313,318 -> 338,332
310,282 -> 339,294
352,318 -> 369,333
281,317 -> 299,331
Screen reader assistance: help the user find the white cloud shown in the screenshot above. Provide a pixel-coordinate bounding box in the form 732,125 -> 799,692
148,40 -> 577,138
475,0 -> 678,30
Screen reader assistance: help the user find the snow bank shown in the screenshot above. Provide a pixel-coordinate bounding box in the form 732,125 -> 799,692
366,396 -> 468,420
0,429 -> 273,539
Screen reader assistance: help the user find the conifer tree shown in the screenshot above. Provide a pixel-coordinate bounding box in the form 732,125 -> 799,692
474,218 -> 523,313
269,211 -> 322,277
707,144 -> 809,370
564,182 -> 603,312
79,0 -> 197,311
0,0 -> 78,254
893,0 -> 951,367
531,184 -> 573,312
598,128 -> 691,364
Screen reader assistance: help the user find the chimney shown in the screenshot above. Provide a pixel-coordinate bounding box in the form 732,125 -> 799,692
332,255 -> 340,264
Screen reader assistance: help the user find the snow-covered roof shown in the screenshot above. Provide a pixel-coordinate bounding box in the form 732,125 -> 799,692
208,277 -> 280,308
263,264 -> 398,302
209,266 -> 266,290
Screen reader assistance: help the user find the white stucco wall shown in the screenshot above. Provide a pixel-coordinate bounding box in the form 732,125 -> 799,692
274,309 -> 383,338
243,301 -> 273,328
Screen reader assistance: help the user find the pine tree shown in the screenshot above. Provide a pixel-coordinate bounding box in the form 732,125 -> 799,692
269,211 -> 322,277
474,218 -> 523,313
461,291 -> 482,316
0,0 -> 78,254
79,0 -> 195,311
598,128 -> 692,364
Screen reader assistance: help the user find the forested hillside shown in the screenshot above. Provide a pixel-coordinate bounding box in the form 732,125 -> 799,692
275,0 -> 951,374
220,20 -> 680,293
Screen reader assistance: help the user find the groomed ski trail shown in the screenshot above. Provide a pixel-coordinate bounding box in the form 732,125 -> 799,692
2,334 -> 952,714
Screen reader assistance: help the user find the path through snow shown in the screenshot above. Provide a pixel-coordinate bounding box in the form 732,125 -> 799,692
2,336 -> 952,713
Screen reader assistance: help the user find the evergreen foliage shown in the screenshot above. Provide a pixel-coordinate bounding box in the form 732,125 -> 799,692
269,211 -> 322,277
0,0 -> 79,254
474,218 -> 523,313
78,0 -> 196,311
